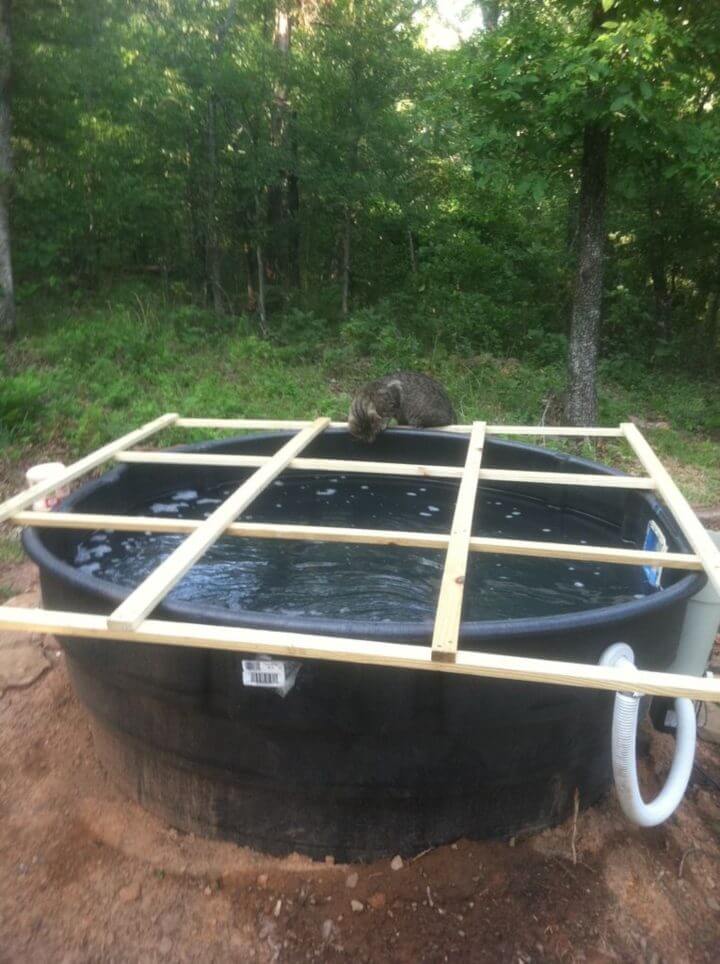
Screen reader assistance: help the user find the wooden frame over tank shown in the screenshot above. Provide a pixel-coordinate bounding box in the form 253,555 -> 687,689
1,413 -> 719,701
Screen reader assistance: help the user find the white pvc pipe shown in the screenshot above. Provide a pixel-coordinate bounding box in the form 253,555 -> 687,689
600,643 -> 696,827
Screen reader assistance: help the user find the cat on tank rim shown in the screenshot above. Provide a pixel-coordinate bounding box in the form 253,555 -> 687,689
348,371 -> 456,443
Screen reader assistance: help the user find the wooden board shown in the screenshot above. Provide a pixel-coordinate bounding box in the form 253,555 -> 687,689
176,417 -> 348,430
485,425 -> 625,437
622,422 -> 720,595
107,418 -> 330,632
470,535 -> 701,570
432,422 -> 486,661
116,450 -> 654,489
479,468 -> 652,489
176,417 -> 625,438
118,450 -> 465,479
0,412 -> 178,524
1,605 -> 719,702
13,510 -> 703,571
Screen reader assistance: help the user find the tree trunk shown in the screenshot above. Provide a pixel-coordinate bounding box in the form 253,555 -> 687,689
407,228 -> 417,274
264,7 -> 290,290
341,209 -> 351,317
205,94 -> 224,314
565,121 -> 610,426
479,1 -> 501,30
256,242 -> 267,335
255,191 -> 268,336
184,137 -> 205,298
287,111 -> 301,290
705,288 -> 719,370
0,0 -> 16,338
650,258 -> 672,340
203,0 -> 239,314
244,243 -> 257,312
648,200 -> 672,340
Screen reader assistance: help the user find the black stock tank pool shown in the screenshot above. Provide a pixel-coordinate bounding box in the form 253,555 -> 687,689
22,429 -> 704,859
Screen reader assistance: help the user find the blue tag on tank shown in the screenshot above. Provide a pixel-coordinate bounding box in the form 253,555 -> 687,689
643,520 -> 667,589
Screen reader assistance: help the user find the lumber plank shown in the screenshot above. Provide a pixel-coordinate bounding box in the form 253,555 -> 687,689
13,510 -> 703,571
106,418 -> 330,631
622,422 -> 720,594
12,510 -> 703,571
177,417 -> 348,430
486,425 -> 625,437
432,421 -> 486,661
117,450 -> 653,489
117,450 -> 465,479
0,413 -> 179,524
176,417 -> 625,438
1,606 -> 718,702
471,535 -> 700,569
480,468 -> 652,489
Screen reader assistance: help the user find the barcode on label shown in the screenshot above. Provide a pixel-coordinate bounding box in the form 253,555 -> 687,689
242,660 -> 287,688
248,671 -> 282,686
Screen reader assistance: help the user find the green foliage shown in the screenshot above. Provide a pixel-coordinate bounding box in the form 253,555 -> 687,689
0,370 -> 46,440
4,0 -> 719,376
2,290 -> 716,509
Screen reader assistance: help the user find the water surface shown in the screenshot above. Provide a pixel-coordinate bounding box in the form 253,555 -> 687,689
73,475 -> 661,622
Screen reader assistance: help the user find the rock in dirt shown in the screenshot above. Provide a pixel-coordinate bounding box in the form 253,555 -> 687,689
345,872 -> 359,889
699,702 -> 720,746
117,881 -> 142,904
350,900 -> 364,913
368,892 -> 386,910
158,936 -> 172,957
390,855 -> 403,871
256,873 -> 269,888
0,631 -> 49,694
321,919 -> 335,941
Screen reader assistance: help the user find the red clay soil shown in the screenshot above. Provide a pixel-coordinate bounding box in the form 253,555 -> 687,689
1,564 -> 720,963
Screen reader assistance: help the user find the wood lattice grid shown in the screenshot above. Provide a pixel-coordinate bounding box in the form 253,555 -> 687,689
1,413 -> 719,701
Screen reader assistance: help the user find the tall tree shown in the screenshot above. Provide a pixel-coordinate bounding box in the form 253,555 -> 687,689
297,0 -> 417,316
206,0 -> 239,314
566,119 -> 609,425
455,0 -> 720,417
0,0 -> 15,337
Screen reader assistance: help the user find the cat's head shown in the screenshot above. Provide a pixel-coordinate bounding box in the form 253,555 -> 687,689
348,398 -> 384,443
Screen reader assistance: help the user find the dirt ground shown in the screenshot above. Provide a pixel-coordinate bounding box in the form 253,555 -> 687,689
1,563 -> 720,963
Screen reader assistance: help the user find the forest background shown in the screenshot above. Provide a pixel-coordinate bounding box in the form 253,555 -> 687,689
0,0 -> 718,563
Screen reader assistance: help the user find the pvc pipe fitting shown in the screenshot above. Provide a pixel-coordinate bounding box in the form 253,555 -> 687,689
600,642 -> 696,827
25,462 -> 67,512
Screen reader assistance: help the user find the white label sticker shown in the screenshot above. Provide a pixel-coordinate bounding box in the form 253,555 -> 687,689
242,660 -> 287,688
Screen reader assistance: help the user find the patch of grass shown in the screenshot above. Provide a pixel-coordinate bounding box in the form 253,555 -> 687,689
2,287 -> 717,508
0,534 -> 25,565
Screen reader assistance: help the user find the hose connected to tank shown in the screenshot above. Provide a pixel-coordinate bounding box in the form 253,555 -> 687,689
600,643 -> 696,827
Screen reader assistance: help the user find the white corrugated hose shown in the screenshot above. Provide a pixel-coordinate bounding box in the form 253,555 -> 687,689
600,642 -> 696,827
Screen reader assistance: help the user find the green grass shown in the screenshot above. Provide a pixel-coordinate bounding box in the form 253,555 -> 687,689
1,286 -> 718,508
0,534 -> 25,565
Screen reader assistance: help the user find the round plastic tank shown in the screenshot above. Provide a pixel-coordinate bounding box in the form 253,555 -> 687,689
22,430 -> 705,860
